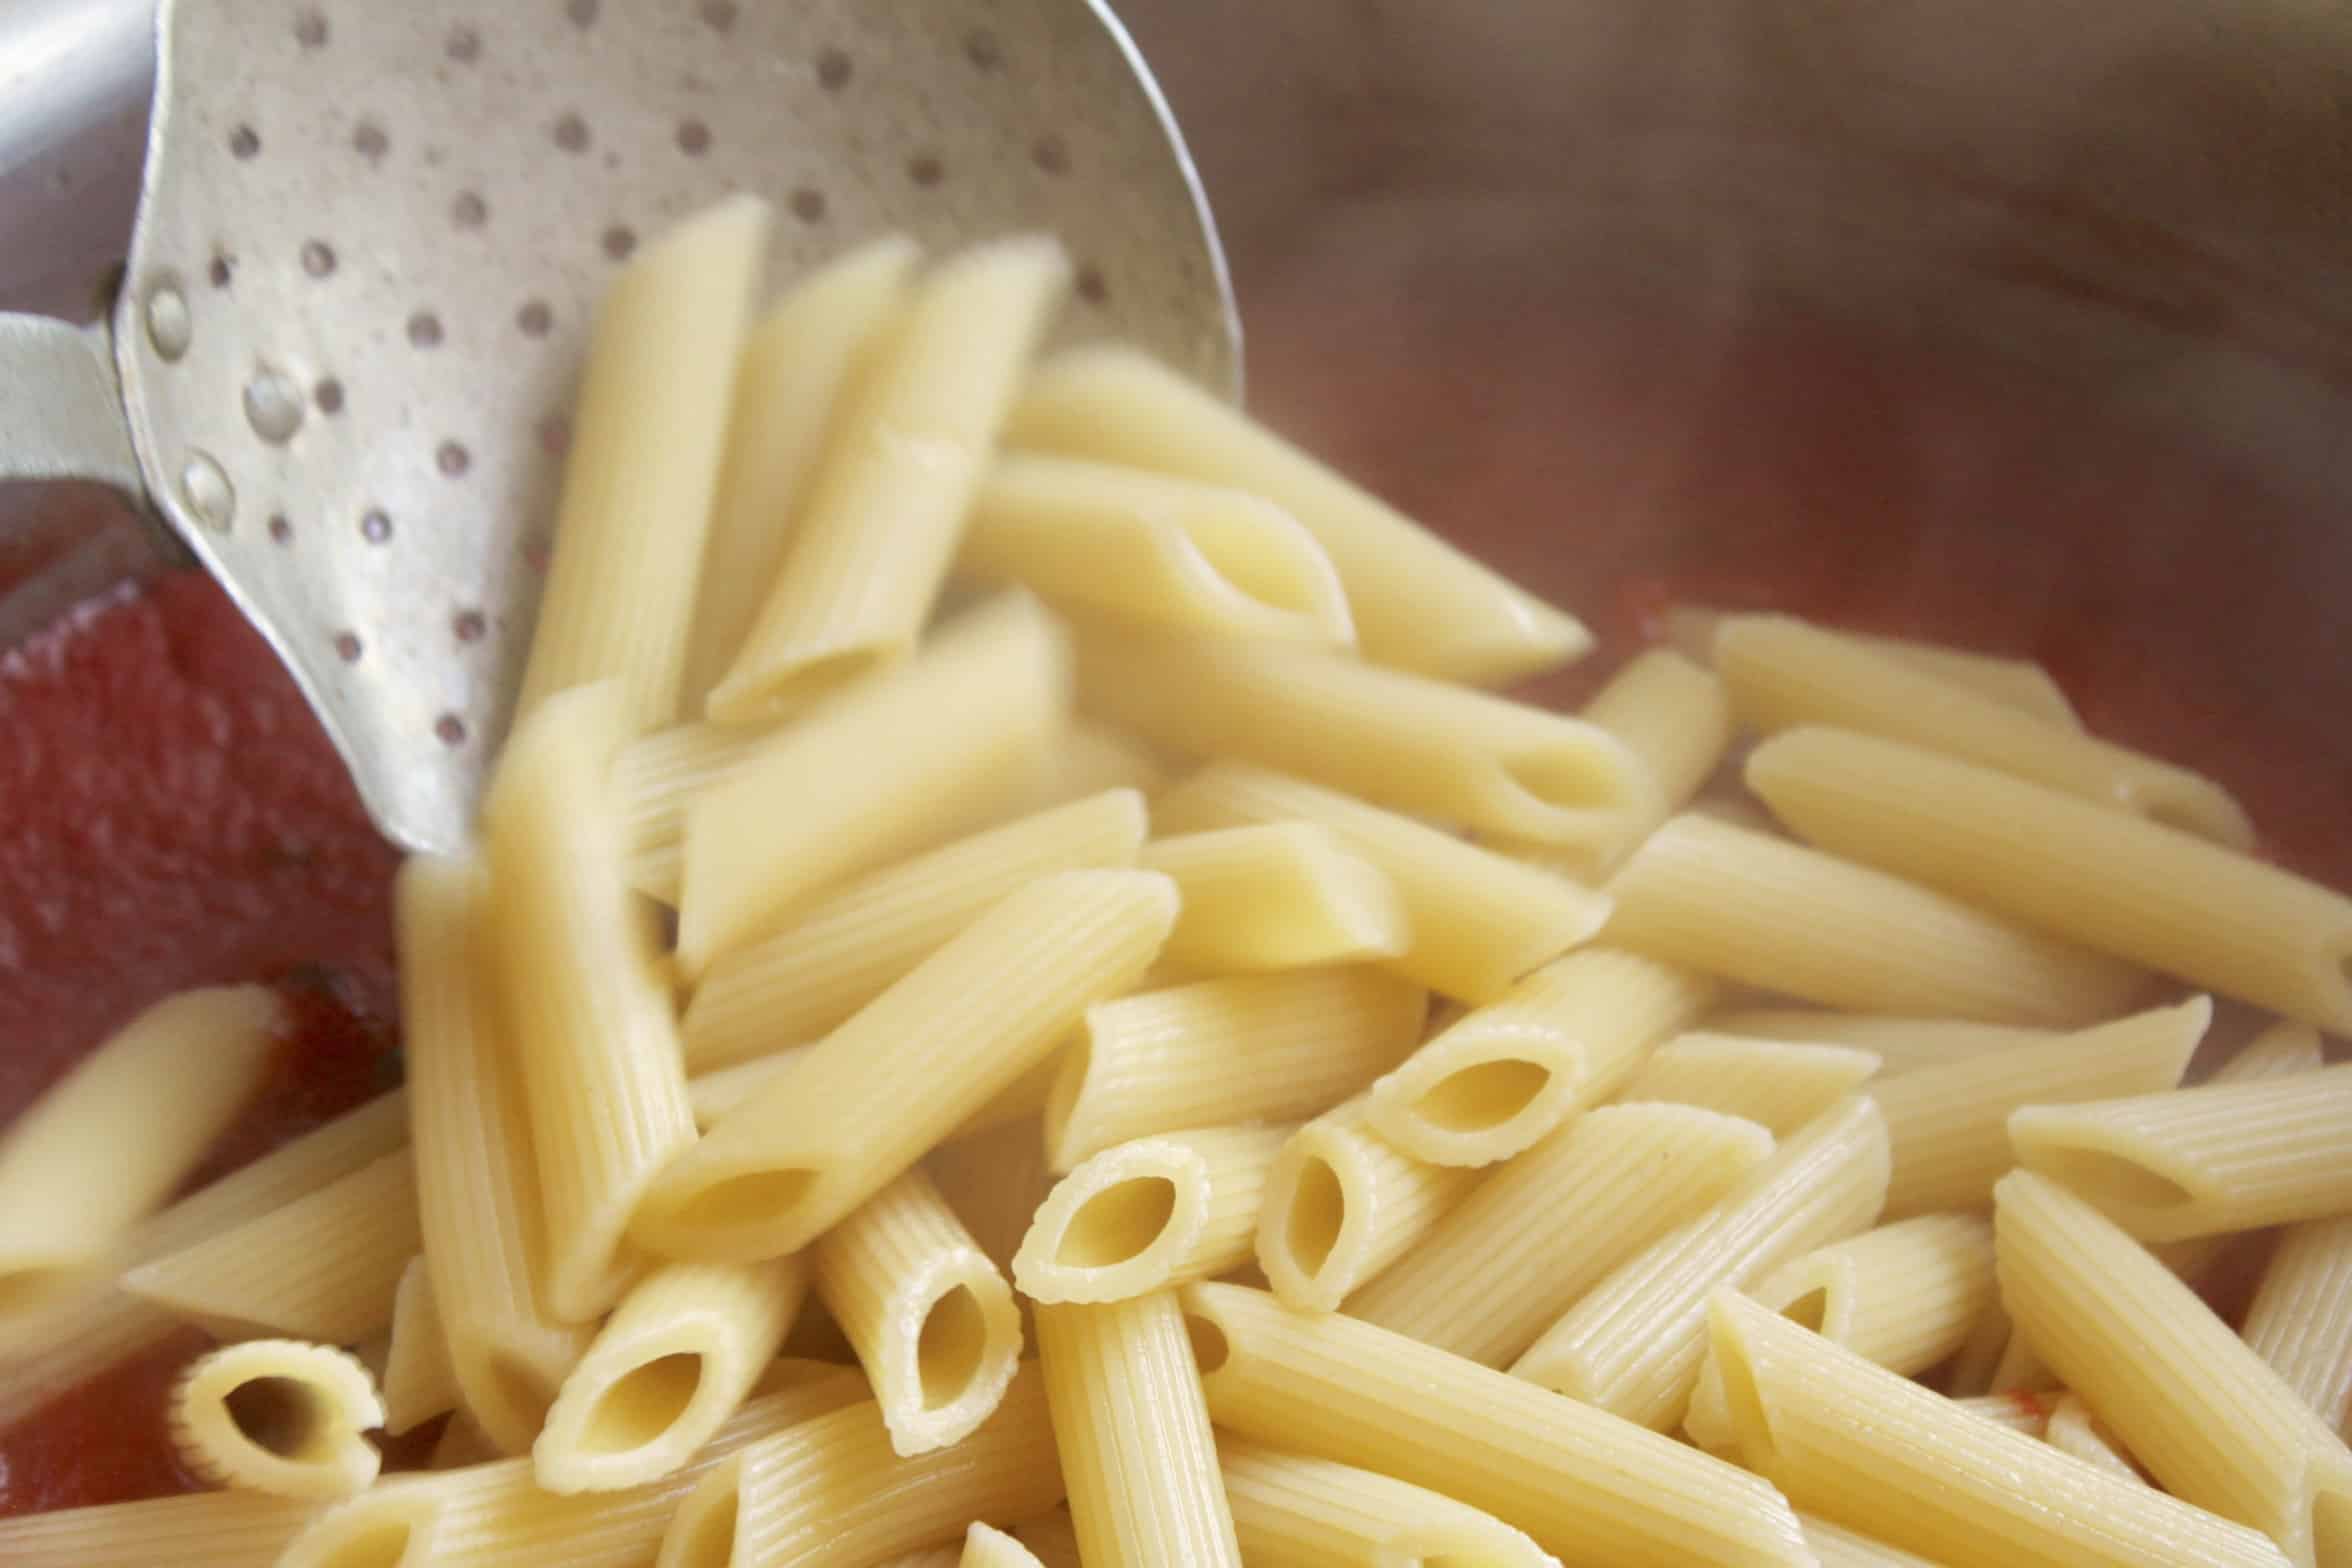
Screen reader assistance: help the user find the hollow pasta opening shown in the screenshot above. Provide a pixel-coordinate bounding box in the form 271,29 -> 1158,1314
1779,1287 -> 1830,1335
665,1168 -> 821,1235
2313,1485 -> 2352,1568
916,1284 -> 989,1410
2023,1146 -> 2195,1213
1707,1314 -> 1777,1465
1406,1057 -> 1553,1134
1283,1155 -> 1346,1279
1501,748 -> 1631,814
226,1376 -> 328,1460
667,1476 -> 741,1568
1055,1175 -> 1180,1269
1176,510 -> 1323,618
1182,1310 -> 1231,1375
714,646 -> 885,723
576,1352 -> 706,1455
313,1519 -> 417,1568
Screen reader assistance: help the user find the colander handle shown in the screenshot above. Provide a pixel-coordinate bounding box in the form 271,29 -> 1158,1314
0,313 -> 144,493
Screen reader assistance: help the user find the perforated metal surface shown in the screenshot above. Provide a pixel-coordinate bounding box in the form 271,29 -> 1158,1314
111,0 -> 1235,852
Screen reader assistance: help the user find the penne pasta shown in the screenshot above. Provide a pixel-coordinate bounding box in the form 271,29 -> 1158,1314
678,591 -> 1073,976
1511,1095 -> 1890,1430
1800,1513 -> 1948,1568
1347,1103 -> 1773,1367
1715,612 -> 2251,847
1601,813 -> 2144,1027
709,236 -> 1070,722
1154,762 -> 1611,1003
169,1338 -> 383,1498
1707,1008 -> 2059,1075
682,234 -> 923,703
1746,726 -> 2352,1035
380,1257 -> 458,1436
613,718 -> 777,904
1705,1290 -> 2291,1567
960,1522 -> 1045,1568
2247,1216 -> 2352,1436
514,194 -> 771,732
1185,1280 -> 1813,1564
1615,1032 -> 1883,1136
929,1117 -> 1058,1281
534,1257 -> 806,1492
1954,1388 -> 2057,1436
1995,1169 -> 2352,1567
1138,824 -> 1409,973
2044,1393 -> 2149,1483
1218,1439 -> 1554,1567
1074,620 -> 1652,850
1940,1299 -> 2020,1399
1527,645 -> 1734,879
1254,1094 -> 1480,1312
1015,1124 -> 1290,1303
638,869 -> 1177,1262
1665,609 -> 2085,730
1007,343 -> 1588,684
683,788 -> 1147,1069
962,454 -> 1353,644
1364,946 -> 1713,1166
0,1490 -> 319,1568
1044,967 -> 1425,1170
1868,997 -> 2205,1220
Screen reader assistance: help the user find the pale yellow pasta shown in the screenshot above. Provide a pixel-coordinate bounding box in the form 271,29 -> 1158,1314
1184,1280 -> 1812,1565
684,1050 -> 806,1129
0,1490 -> 318,1568
513,194 -> 772,732
1704,1291 -> 2289,1567
1716,612 -> 2252,847
684,789 -> 1148,1069
639,869 -> 1174,1261
1365,946 -> 1714,1166
1075,620 -> 1650,851
0,984 -> 278,1312
1747,727 -> 2352,1035
1601,813 -> 2143,1026
1988,1327 -> 2057,1396
1015,1124 -> 1290,1303
535,1257 -> 806,1492
1800,1513 -> 1948,1568
962,454 -> 1353,644
1153,763 -> 1612,1003
277,1367 -> 869,1568
1033,1293 -> 1240,1568
1995,1169 -> 2352,1567
1011,1509 -> 1083,1568
2045,1393 -> 2150,1483
2248,1216 -> 2352,1436
381,1257 -> 457,1435
1940,1300 -> 2019,1399
929,1117 -> 1058,1279
679,591 -> 1073,975
2010,1064 -> 2352,1242
879,1550 -> 963,1568
483,681 -> 692,1319
1952,1389 -> 2057,1436
1868,997 -> 2204,1220
169,1338 -> 384,1498
430,1413 -> 502,1470
1511,1094 -> 1890,1430
1542,645 -> 1735,878
1218,1439 -> 1555,1567
813,1166 -> 1021,1455
1615,1032 -> 1883,1136
1003,722 -> 1169,809
1139,824 -> 1409,973
682,234 -> 923,702
1347,1103 -> 1773,1367
395,853 -> 590,1452
613,718 -> 776,903
1044,967 -> 1426,1170
709,236 -> 1070,721
960,1522 -> 1046,1568
121,1148 -> 417,1343
1255,1095 -> 1480,1312
1708,1008 -> 2061,1075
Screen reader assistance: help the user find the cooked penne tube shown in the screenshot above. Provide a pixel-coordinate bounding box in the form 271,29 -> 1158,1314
2248,1216 -> 2352,1436
1988,1328 -> 2055,1395
813,1167 -> 1021,1455
929,1117 -> 1057,1280
169,1338 -> 384,1498
1746,727 -> 2352,1035
514,194 -> 771,732
1015,1124 -> 1290,1303
1800,1513 -> 1948,1568
878,1551 -> 962,1568
1511,1095 -> 1890,1430
1365,946 -> 1713,1166
0,984 -> 278,1311
535,1257 -> 806,1492
1011,1510 -> 1083,1568
396,853 -> 590,1451
484,681 -> 692,1319
684,1050 -> 807,1129
683,789 -> 1147,1068
381,1257 -> 457,1435
1008,344 -> 1586,683
1153,763 -> 1611,1003
121,1148 -> 417,1343
1954,1388 -> 2057,1436
1869,997 -> 2204,1219
1666,609 -> 2085,730
960,1523 -> 1045,1568
1704,1291 -> 2291,1567
2045,1393 -> 2149,1483
614,719 -> 775,903
1032,1293 -> 1240,1568
1044,968 -> 1426,1170
1940,1298 -> 2019,1399
1218,1440 -> 1554,1567
1601,813 -> 2143,1026
1255,1095 -> 1480,1312
679,592 -> 1073,975
1185,1281 -> 1813,1564
1075,621 -> 1651,851
1996,1169 -> 2352,1567
658,1364 -> 1063,1568
0,1489 -> 319,1568
1707,1008 -> 2060,1074
639,869 -> 1176,1262
1615,1032 -> 1882,1135
2009,1064 -> 2352,1242
962,454 -> 1353,644
1138,824 -> 1408,973
1347,1103 -> 1773,1367
682,234 -> 923,703
1533,646 -> 1734,879
1715,613 -> 2251,847
709,236 -> 1070,722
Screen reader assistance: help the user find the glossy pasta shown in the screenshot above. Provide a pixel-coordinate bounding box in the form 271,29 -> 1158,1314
1014,1124 -> 1290,1303
2247,1216 -> 2352,1436
1137,824 -> 1409,973
169,1338 -> 384,1498
1218,1440 -> 1554,1567
1615,1032 -> 1883,1135
1254,1094 -> 1480,1312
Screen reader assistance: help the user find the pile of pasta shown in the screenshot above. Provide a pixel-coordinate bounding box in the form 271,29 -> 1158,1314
5,193 -> 2352,1568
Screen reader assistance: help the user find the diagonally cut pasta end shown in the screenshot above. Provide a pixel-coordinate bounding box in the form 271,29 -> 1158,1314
657,1456 -> 745,1568
1702,1291 -> 1783,1472
1155,489 -> 1357,646
1255,1130 -> 1360,1312
2006,1112 -> 2203,1236
2309,1473 -> 2352,1568
277,1489 -> 442,1568
1013,1140 -> 1209,1304
880,1252 -> 1025,1455
1483,726 -> 1658,849
632,1161 -> 830,1264
1366,1028 -> 1586,1168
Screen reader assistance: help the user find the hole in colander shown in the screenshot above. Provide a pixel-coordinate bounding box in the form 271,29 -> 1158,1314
268,514 -> 292,544
451,192 -> 489,229
229,125 -> 260,159
516,300 -> 553,338
537,416 -> 571,456
1033,135 -> 1070,175
208,254 -> 234,289
301,240 -> 337,278
789,188 -> 826,223
553,113 -> 591,154
293,8 -> 328,48
602,225 -> 638,262
816,48 -> 852,90
334,631 -> 363,663
908,154 -> 944,188
565,0 -> 599,27
352,122 -> 388,161
434,714 -> 468,747
677,118 -> 712,156
360,508 -> 393,544
453,609 -> 487,644
313,377 -> 345,414
700,0 -> 738,30
1076,265 -> 1110,305
407,311 -> 444,348
446,25 -> 481,62
965,29 -> 1002,69
436,441 -> 471,477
